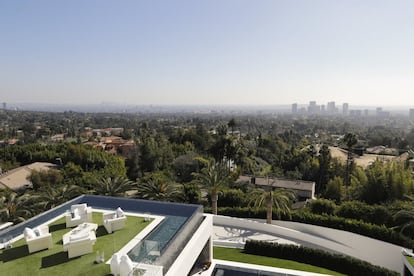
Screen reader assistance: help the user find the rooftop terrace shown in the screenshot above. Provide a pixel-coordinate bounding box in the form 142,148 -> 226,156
0,195 -> 209,276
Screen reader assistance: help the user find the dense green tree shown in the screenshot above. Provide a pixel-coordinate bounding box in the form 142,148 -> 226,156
361,161 -> 414,204
172,153 -> 199,183
27,169 -> 63,191
182,182 -> 201,204
324,176 -> 344,203
317,144 -> 331,193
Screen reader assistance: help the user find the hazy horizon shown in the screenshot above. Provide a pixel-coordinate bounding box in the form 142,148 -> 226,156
1,1 -> 414,106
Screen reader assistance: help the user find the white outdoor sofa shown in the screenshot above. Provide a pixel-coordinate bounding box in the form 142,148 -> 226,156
103,207 -> 126,234
24,225 -> 53,253
65,203 -> 93,228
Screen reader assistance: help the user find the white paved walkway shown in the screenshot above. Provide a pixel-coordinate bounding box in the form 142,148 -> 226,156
213,225 -> 297,248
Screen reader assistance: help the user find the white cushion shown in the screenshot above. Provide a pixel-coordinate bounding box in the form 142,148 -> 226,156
71,203 -> 87,213
24,227 -> 36,239
116,207 -> 124,218
73,208 -> 80,219
70,233 -> 89,242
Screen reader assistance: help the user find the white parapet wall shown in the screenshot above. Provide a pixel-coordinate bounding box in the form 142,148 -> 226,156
213,215 -> 403,274
166,214 -> 213,276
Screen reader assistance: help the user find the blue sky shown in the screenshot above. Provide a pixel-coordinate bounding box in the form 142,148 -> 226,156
1,1 -> 413,106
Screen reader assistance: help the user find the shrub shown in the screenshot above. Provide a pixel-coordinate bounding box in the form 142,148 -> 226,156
291,211 -> 414,248
335,201 -> 392,226
307,198 -> 337,215
219,189 -> 247,207
205,206 -> 267,219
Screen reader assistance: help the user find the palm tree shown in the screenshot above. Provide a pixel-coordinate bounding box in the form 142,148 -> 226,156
92,176 -> 135,197
249,187 -> 296,224
393,197 -> 414,236
228,118 -> 237,135
34,184 -> 83,211
192,158 -> 228,215
343,133 -> 357,188
0,190 -> 32,224
393,208 -> 414,236
136,179 -> 182,201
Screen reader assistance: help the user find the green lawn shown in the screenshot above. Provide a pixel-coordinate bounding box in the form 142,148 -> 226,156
406,255 -> 414,268
1,212 -> 151,276
213,247 -> 344,276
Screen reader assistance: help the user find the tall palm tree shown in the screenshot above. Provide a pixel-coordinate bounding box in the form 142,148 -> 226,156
192,158 -> 228,215
136,179 -> 182,202
343,133 -> 357,188
92,176 -> 136,197
249,187 -> 296,224
228,118 -> 237,135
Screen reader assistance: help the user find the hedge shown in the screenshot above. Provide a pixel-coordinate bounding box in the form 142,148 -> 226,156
244,240 -> 398,276
290,211 -> 414,248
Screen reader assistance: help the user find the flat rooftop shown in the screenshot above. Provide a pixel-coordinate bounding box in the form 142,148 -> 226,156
0,195 -> 205,275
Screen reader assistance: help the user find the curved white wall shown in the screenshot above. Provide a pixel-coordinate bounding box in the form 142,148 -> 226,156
213,215 -> 402,273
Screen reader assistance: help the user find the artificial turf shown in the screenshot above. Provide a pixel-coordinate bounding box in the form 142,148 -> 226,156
213,246 -> 345,276
0,212 -> 151,276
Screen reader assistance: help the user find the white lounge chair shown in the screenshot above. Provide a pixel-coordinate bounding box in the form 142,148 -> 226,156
24,225 -> 53,253
66,203 -> 93,228
402,248 -> 414,257
103,207 -> 126,234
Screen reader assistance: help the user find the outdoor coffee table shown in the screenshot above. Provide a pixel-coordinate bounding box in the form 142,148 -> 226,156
62,222 -> 98,258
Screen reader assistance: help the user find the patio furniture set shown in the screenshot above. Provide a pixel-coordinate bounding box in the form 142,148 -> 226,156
23,203 -> 126,259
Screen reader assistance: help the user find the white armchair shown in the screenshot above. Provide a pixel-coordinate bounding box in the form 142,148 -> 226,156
103,207 -> 126,234
66,203 -> 93,228
24,225 -> 53,253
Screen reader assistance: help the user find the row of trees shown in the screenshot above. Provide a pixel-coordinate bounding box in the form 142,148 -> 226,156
1,111 -> 414,236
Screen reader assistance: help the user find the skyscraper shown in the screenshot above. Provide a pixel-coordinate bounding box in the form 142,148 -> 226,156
292,103 -> 298,114
409,108 -> 414,120
327,101 -> 336,114
342,103 -> 349,116
308,101 -> 319,114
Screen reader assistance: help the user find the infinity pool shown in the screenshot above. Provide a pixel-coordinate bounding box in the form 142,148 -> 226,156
127,215 -> 187,263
